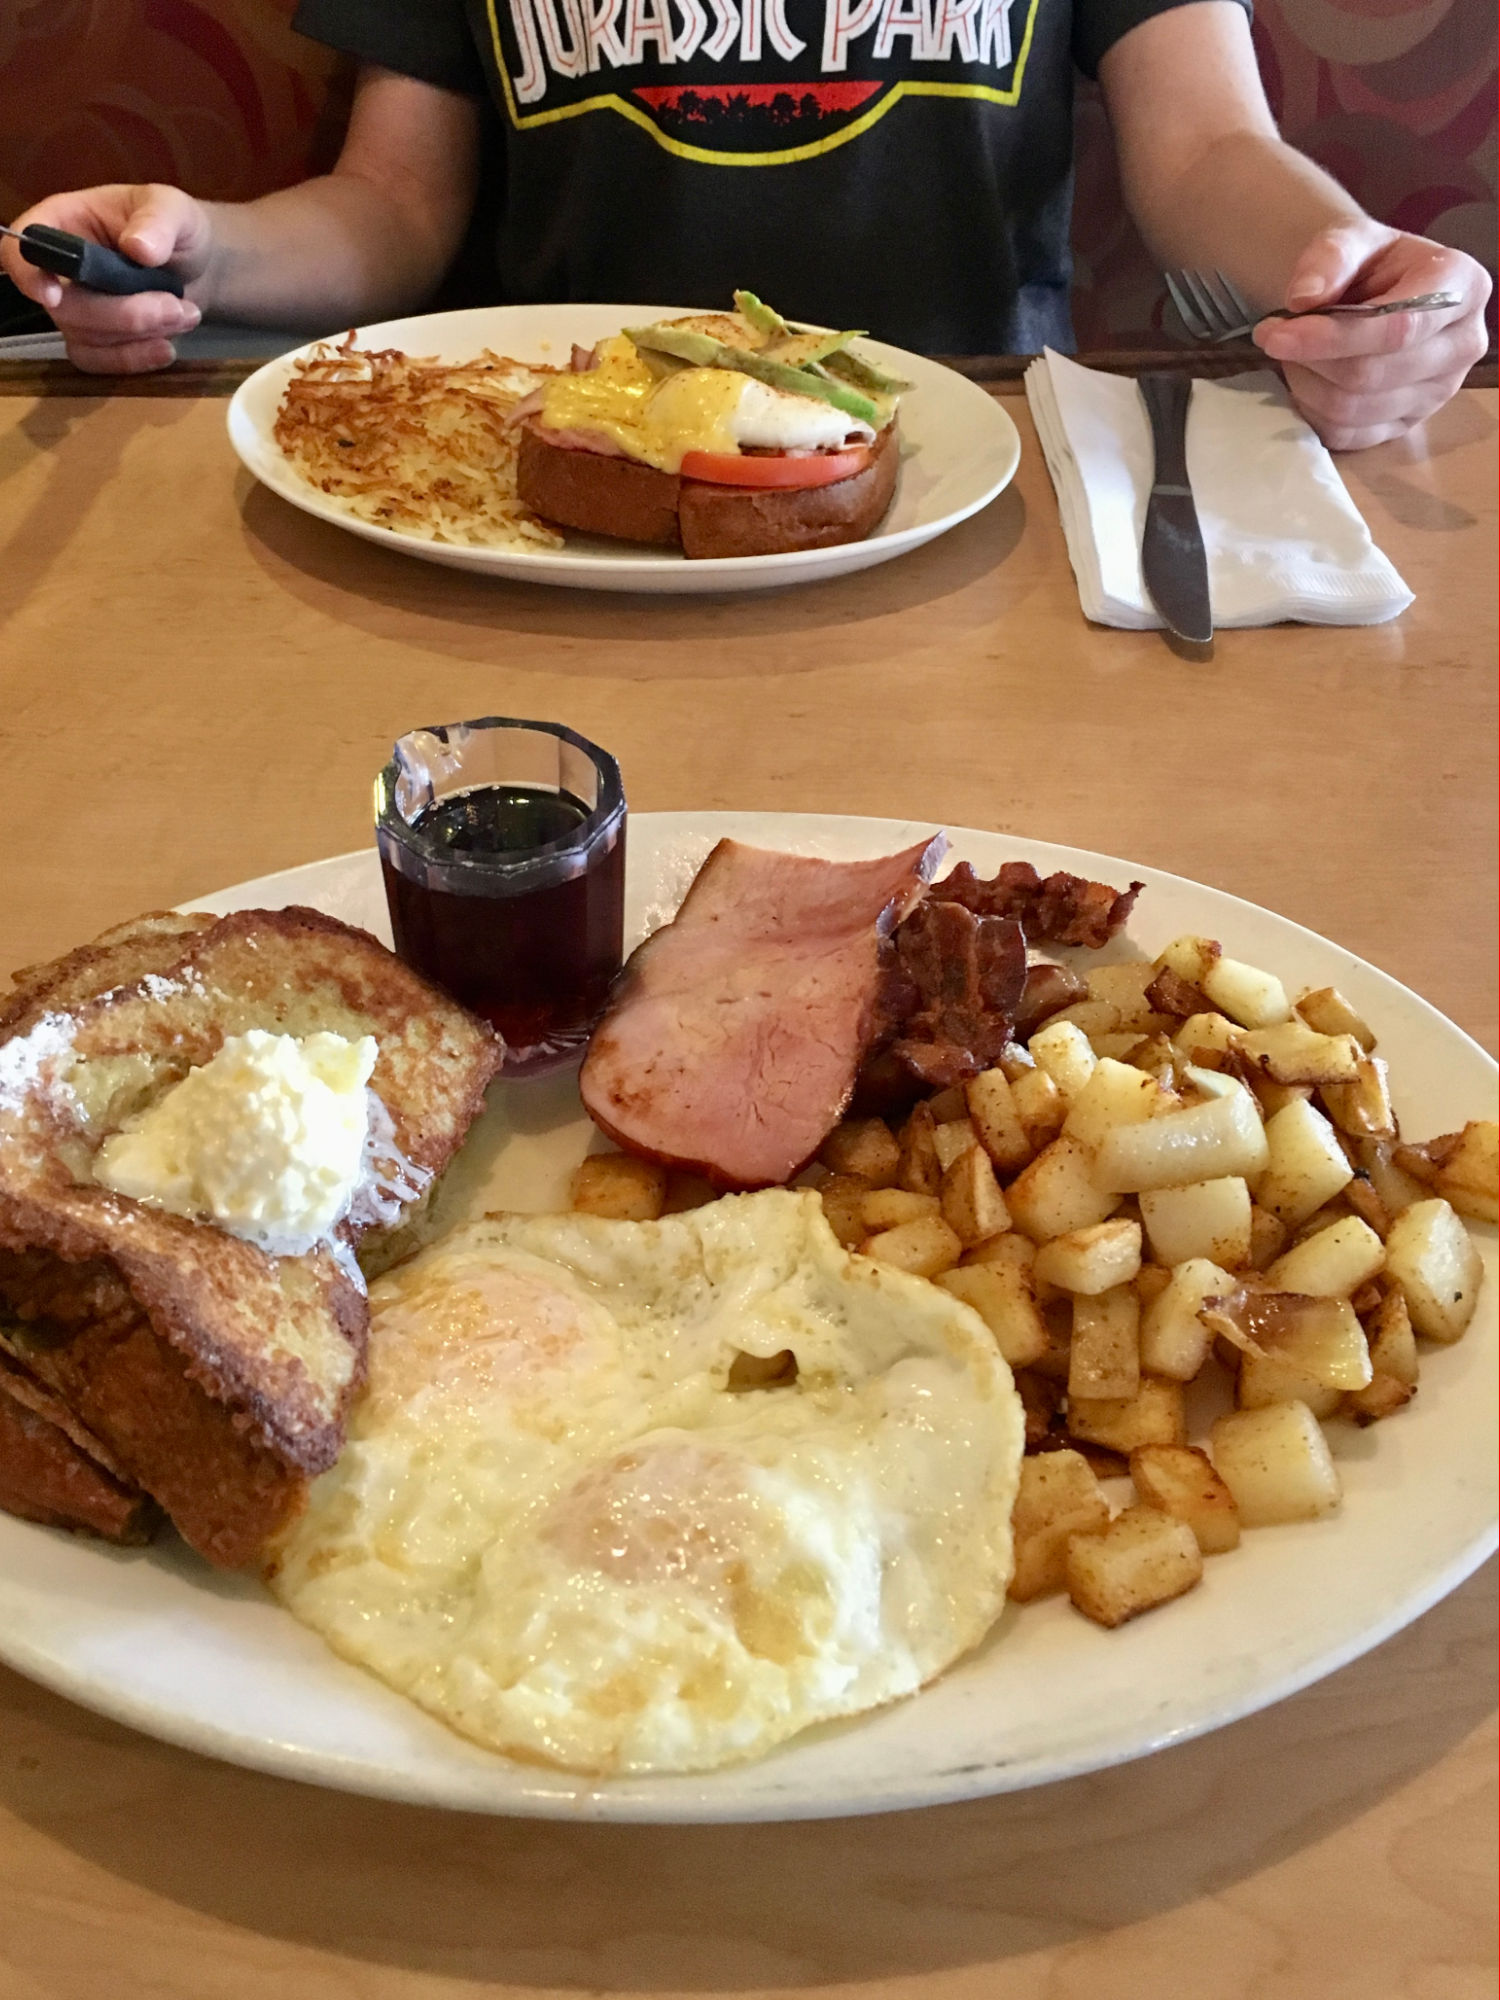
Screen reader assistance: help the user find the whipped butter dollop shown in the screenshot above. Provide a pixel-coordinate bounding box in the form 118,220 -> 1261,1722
94,1029 -> 379,1254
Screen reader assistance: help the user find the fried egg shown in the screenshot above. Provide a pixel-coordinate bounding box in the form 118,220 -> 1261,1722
269,1189 -> 1023,1776
536,334 -> 876,472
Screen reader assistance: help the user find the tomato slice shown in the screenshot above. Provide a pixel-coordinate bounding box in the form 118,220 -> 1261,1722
679,446 -> 871,489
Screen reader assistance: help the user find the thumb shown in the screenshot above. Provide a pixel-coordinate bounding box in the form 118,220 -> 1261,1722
115,185 -> 194,269
1284,220 -> 1384,310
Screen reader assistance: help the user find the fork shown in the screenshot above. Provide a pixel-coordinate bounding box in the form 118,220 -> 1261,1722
1165,267 -> 1459,344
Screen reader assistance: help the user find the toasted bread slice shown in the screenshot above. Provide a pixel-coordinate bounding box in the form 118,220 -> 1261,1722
0,905 -> 502,1564
0,1342 -> 160,1544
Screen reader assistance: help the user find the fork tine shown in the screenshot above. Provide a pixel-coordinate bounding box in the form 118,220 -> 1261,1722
1164,270 -> 1208,341
1211,270 -> 1256,336
1181,268 -> 1228,339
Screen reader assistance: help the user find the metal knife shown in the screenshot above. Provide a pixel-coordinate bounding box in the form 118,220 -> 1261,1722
1138,371 -> 1212,646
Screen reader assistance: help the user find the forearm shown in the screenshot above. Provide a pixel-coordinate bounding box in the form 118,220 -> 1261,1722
195,66 -> 479,327
196,172 -> 458,326
1118,128 -> 1366,312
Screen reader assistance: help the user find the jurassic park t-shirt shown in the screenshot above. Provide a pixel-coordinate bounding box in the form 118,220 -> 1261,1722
294,0 -> 1242,353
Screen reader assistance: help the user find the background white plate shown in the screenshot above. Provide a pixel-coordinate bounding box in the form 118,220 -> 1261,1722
0,814 -> 1493,1822
226,305 -> 1021,593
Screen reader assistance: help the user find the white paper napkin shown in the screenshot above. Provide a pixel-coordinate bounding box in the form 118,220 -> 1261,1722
1025,348 -> 1413,628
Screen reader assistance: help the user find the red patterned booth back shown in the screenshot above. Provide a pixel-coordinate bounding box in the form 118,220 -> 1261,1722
1,0 -> 1494,349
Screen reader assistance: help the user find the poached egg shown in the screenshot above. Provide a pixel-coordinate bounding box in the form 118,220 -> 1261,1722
536,334 -> 877,472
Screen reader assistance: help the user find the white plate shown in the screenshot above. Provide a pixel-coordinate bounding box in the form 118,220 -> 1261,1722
0,815 -> 1494,1822
226,305 -> 1020,593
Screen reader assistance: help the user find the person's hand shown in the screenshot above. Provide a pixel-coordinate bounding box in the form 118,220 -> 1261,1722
1254,220 -> 1492,451
0,184 -> 214,374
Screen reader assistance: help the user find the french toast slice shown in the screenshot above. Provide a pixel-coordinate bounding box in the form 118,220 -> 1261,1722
0,1341 -> 160,1544
0,905 -> 503,1565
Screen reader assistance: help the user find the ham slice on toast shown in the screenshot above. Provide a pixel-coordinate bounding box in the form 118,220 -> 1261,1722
579,836 -> 944,1187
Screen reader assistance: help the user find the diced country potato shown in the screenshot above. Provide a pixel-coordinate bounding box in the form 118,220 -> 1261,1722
897,1101 -> 943,1196
1042,998 -> 1123,1041
940,1145 -> 1011,1247
1172,1010 -> 1240,1066
1069,1285 -> 1141,1400
1135,1261 -> 1172,1307
1247,1075 -> 1315,1120
1341,1171 -> 1394,1239
1062,1057 -> 1169,1153
860,1187 -> 941,1232
1201,955 -> 1293,1030
1035,1218 -> 1143,1296
1005,1136 -> 1121,1242
960,1230 -> 1035,1273
1093,1083 -> 1269,1193
1139,1257 -> 1238,1381
1345,1281 -> 1419,1421
1254,1098 -> 1355,1231
924,1084 -> 969,1122
1065,1505 -> 1203,1627
1086,961 -> 1161,1026
1129,1444 -> 1241,1554
1235,1351 -> 1344,1419
819,1117 -> 901,1188
1235,1021 -> 1362,1087
1156,935 -> 1221,988
1361,1283 -> 1420,1387
1295,986 -> 1376,1052
965,1068 -> 1033,1174
995,1042 -> 1037,1081
1030,1302 -> 1076,1381
570,1153 -> 667,1221
1420,1122 -> 1498,1224
936,1260 -> 1050,1369
1352,1136 -> 1430,1219
1008,1450 -> 1110,1602
1210,1402 -> 1342,1526
1382,1197 -> 1486,1343
1247,1203 -> 1289,1270
1139,1176 -> 1252,1268
1093,1032 -> 1152,1062
662,1171 -> 717,1214
932,1118 -> 979,1173
1319,1055 -> 1396,1140
1010,1066 -> 1066,1144
1344,1374 -> 1414,1424
1028,1019 -> 1098,1105
1015,1368 -> 1061,1448
1267,1215 -> 1385,1298
860,1213 -> 963,1278
1067,1376 -> 1185,1452
819,1173 -> 872,1248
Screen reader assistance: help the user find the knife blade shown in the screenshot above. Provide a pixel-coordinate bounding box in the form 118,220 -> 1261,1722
1138,371 -> 1212,646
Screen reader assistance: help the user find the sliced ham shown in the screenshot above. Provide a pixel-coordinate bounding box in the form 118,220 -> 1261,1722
579,836 -> 945,1188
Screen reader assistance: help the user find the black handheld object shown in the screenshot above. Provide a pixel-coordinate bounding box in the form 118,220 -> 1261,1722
10,223 -> 185,298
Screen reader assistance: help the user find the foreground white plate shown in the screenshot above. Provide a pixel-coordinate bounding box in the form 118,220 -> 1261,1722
226,305 -> 1020,593
0,815 -> 1493,1821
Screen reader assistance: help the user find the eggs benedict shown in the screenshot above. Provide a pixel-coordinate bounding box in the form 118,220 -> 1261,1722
515,294 -> 906,558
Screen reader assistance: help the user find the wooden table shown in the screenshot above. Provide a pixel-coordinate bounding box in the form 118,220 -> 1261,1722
0,378 -> 1494,2000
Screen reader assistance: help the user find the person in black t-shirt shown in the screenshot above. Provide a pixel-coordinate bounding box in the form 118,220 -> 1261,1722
2,0 -> 1488,449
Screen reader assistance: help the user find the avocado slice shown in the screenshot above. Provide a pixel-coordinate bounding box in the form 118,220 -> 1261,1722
732,290 -> 790,341
765,327 -> 866,369
822,347 -> 913,396
626,323 -> 883,427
